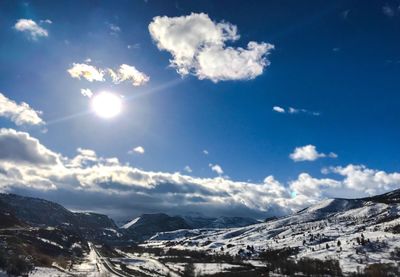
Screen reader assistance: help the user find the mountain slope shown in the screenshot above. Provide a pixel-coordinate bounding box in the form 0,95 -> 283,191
146,197 -> 400,274
363,188 -> 400,204
0,193 -> 76,227
123,213 -> 191,240
183,215 -> 259,229
0,193 -> 119,241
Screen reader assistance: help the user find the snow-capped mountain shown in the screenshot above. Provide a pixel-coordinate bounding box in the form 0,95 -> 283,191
122,213 -> 192,240
145,191 -> 400,274
184,215 -> 260,229
120,213 -> 260,240
121,216 -> 141,229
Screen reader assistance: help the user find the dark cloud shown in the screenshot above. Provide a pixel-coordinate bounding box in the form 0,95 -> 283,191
0,129 -> 58,165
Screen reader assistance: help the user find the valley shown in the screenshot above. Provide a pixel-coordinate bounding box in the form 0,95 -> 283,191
2,191 -> 400,276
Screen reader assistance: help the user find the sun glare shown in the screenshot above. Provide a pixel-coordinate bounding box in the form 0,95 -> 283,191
91,92 -> 122,119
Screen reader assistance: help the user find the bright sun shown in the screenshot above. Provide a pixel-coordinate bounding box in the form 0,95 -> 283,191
91,92 -> 122,119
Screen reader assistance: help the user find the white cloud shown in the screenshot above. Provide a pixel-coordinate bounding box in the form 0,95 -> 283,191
68,63 -> 149,86
108,64 -> 150,86
67,63 -> 105,82
289,173 -> 341,199
1,128 -> 400,218
272,106 -> 285,113
14,19 -> 48,40
289,145 -> 337,162
184,166 -> 192,173
272,106 -> 320,116
108,23 -> 121,34
209,163 -> 223,175
129,146 -> 145,154
149,13 -> 274,82
328,164 -> 400,196
0,93 -> 44,126
40,19 -> 52,24
328,152 -> 338,158
80,88 -> 93,98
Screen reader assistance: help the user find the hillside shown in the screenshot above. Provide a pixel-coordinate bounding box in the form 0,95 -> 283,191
145,193 -> 400,275
2,191 -> 400,276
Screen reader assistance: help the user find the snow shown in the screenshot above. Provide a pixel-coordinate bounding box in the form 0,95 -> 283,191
115,249 -> 180,277
144,199 -> 400,274
29,267 -> 69,276
37,238 -> 63,249
193,263 -> 243,275
121,217 -> 140,229
70,242 -> 81,249
306,199 -> 336,213
70,246 -> 101,274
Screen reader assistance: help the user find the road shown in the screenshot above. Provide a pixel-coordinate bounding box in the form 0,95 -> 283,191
89,243 -> 134,277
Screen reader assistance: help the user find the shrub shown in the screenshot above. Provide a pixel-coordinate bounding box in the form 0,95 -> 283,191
6,255 -> 34,276
364,263 -> 400,276
183,263 -> 195,277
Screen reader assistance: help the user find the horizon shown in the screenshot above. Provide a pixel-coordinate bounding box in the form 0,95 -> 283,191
1,0 -> 400,221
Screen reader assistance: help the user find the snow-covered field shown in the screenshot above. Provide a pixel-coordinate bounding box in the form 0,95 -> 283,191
30,243 -> 110,277
30,267 -> 69,277
114,249 -> 181,277
144,199 -> 400,275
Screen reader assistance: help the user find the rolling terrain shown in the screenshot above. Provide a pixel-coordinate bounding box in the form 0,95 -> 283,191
1,191 -> 400,276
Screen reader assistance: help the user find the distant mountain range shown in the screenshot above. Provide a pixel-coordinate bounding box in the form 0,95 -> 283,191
0,193 -> 259,241
119,213 -> 259,240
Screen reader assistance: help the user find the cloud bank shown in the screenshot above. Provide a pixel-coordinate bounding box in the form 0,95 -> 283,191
149,13 -> 274,82
1,129 -> 399,219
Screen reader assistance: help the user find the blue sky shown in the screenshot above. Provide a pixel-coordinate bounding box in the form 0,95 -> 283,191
0,0 -> 400,219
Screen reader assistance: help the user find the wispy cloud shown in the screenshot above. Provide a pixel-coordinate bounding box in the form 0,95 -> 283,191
80,88 -> 93,98
14,19 -> 49,40
108,23 -> 121,35
149,13 -> 274,82
68,62 -> 149,86
272,106 -> 320,116
382,4 -> 396,17
341,9 -> 350,19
